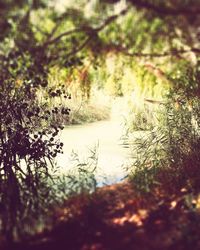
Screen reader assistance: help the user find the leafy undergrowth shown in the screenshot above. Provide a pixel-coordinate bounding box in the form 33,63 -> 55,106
7,181 -> 200,250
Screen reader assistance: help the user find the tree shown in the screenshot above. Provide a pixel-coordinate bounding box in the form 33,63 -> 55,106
0,0 -> 199,242
0,0 -> 71,241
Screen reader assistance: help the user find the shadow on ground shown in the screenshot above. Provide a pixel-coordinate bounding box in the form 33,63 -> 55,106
7,182 -> 200,250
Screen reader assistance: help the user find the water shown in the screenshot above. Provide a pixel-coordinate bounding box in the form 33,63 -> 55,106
57,98 -> 132,185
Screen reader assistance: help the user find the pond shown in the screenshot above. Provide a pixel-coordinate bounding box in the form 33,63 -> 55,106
57,98 -> 133,186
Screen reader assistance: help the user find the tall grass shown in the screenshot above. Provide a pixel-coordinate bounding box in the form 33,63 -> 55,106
61,145 -> 99,196
36,66 -> 111,125
126,93 -> 200,192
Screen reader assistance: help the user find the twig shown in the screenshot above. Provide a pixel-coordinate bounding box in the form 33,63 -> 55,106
44,28 -> 83,47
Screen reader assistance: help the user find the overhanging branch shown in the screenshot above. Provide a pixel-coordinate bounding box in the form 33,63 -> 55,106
95,8 -> 129,32
65,36 -> 92,58
43,28 -> 83,47
128,0 -> 200,16
40,4 -> 199,61
42,7 -> 129,49
101,43 -> 200,57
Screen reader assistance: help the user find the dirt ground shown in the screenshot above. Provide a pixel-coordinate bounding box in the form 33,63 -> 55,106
8,181 -> 200,250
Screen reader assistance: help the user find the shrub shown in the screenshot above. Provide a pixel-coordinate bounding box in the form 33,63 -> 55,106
126,92 -> 200,192
0,50 -> 70,242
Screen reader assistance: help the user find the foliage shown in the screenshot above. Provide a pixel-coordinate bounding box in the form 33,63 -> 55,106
0,50 -> 72,241
61,146 -> 99,196
0,1 -> 71,242
68,102 -> 110,125
0,0 -> 200,245
47,66 -> 110,125
127,92 -> 200,192
168,59 -> 200,97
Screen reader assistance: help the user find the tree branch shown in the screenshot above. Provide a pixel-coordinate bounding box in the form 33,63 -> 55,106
43,28 -> 83,47
41,5 -> 200,61
95,7 -> 129,32
101,43 -> 200,57
47,36 -> 93,64
42,7 -> 129,48
65,36 -> 92,58
128,0 -> 200,16
45,21 -> 64,44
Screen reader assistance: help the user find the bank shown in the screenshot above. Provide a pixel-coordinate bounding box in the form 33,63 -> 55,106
7,180 -> 200,250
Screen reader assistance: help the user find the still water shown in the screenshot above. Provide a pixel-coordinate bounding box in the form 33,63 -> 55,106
57,119 -> 131,185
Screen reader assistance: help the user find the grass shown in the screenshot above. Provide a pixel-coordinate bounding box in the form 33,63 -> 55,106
68,101 -> 110,125
2,89 -> 200,249
126,93 -> 200,193
37,85 -> 111,126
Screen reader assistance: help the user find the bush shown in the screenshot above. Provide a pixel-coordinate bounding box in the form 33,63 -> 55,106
0,50 -> 70,242
126,92 -> 200,192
